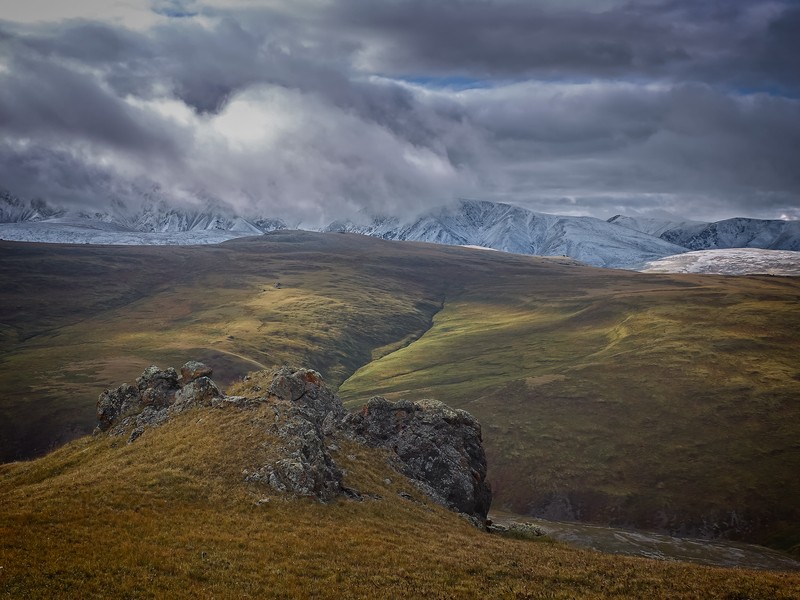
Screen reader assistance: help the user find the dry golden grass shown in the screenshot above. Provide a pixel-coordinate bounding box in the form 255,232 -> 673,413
2,400 -> 800,599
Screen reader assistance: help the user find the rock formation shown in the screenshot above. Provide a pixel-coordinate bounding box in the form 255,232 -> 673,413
97,362 -> 223,441
97,362 -> 492,522
346,397 -> 492,521
240,366 -> 346,502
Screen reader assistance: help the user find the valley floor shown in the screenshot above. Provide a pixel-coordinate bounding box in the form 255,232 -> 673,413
491,512 -> 800,572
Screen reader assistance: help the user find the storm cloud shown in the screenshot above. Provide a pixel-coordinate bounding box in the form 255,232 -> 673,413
0,0 -> 798,223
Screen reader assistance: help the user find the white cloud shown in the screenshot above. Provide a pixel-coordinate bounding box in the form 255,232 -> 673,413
0,0 -> 164,29
0,0 -> 798,222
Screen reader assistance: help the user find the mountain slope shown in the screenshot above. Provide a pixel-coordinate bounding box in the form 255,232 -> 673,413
0,220 -> 249,245
0,193 -> 286,242
2,232 -> 799,553
661,218 -> 800,251
609,214 -> 800,252
0,191 -> 65,222
328,199 -> 687,269
607,214 -> 708,237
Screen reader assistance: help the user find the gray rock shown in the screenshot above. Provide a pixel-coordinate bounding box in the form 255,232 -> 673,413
246,405 -> 343,501
180,360 -> 213,384
136,366 -> 179,408
96,383 -> 141,432
268,366 -> 345,433
174,376 -> 222,408
345,396 -> 492,521
98,364 -> 218,436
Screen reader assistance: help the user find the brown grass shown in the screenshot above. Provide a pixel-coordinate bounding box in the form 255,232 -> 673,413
1,401 -> 800,599
2,233 -> 799,552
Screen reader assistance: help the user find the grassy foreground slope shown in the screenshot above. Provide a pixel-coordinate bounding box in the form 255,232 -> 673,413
2,398 -> 799,599
1,232 -> 799,551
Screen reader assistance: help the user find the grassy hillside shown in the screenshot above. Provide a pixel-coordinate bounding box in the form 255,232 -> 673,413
1,232 -> 799,551
2,398 -> 799,599
0,233 -> 450,460
340,270 -> 800,551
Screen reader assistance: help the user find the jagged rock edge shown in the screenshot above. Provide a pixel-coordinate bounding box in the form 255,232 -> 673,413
97,363 -> 492,523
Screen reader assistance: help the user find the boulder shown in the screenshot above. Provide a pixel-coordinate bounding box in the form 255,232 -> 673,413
174,376 -> 222,408
248,410 -> 343,502
136,366 -> 179,408
180,360 -> 213,384
96,383 -> 141,432
346,396 -> 492,521
268,366 -> 345,433
97,364 -> 216,434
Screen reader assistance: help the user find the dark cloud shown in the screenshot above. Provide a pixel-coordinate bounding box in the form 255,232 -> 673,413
0,0 -> 797,222
0,53 -> 177,154
0,142 -> 141,211
334,0 -> 800,92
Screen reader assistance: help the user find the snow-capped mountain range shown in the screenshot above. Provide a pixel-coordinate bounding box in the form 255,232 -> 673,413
0,190 -> 287,246
326,200 -> 687,268
1,191 -> 798,272
609,214 -> 800,251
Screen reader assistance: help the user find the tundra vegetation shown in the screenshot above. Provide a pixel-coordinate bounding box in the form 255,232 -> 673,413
0,231 -> 798,562
2,366 -> 800,599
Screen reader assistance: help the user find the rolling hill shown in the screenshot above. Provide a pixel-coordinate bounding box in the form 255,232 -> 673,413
1,231 -> 799,554
4,377 -> 799,598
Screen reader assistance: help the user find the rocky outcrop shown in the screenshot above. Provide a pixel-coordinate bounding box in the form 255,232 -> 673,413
96,362 -> 222,439
137,366 -> 180,408
97,362 -> 492,522
346,396 -> 492,521
267,366 -> 346,433
243,366 -> 345,502
179,360 -> 213,384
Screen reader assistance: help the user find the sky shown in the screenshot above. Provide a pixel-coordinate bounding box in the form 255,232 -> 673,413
0,0 -> 799,226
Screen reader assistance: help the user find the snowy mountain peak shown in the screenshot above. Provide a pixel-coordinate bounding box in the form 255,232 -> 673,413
609,214 -> 800,251
0,191 -> 65,223
0,192 -> 287,245
329,199 -> 687,269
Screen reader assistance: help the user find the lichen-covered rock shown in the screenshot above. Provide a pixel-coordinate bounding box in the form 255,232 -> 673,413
136,366 -> 179,408
248,408 -> 343,501
180,361 -> 213,384
242,369 -> 346,501
97,362 -> 493,519
98,364 -> 216,436
174,376 -> 222,408
268,366 -> 345,433
96,383 -> 141,431
346,396 -> 492,521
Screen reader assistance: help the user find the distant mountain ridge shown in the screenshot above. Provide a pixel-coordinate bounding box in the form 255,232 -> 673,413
327,199 -> 687,268
0,191 -> 288,245
0,190 -> 66,222
2,191 -> 798,269
608,214 -> 800,251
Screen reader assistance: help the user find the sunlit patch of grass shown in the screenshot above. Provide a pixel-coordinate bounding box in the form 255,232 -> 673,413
0,235 -> 447,461
341,273 -> 800,551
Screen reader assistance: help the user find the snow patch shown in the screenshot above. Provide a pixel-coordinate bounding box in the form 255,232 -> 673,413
641,249 -> 800,276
